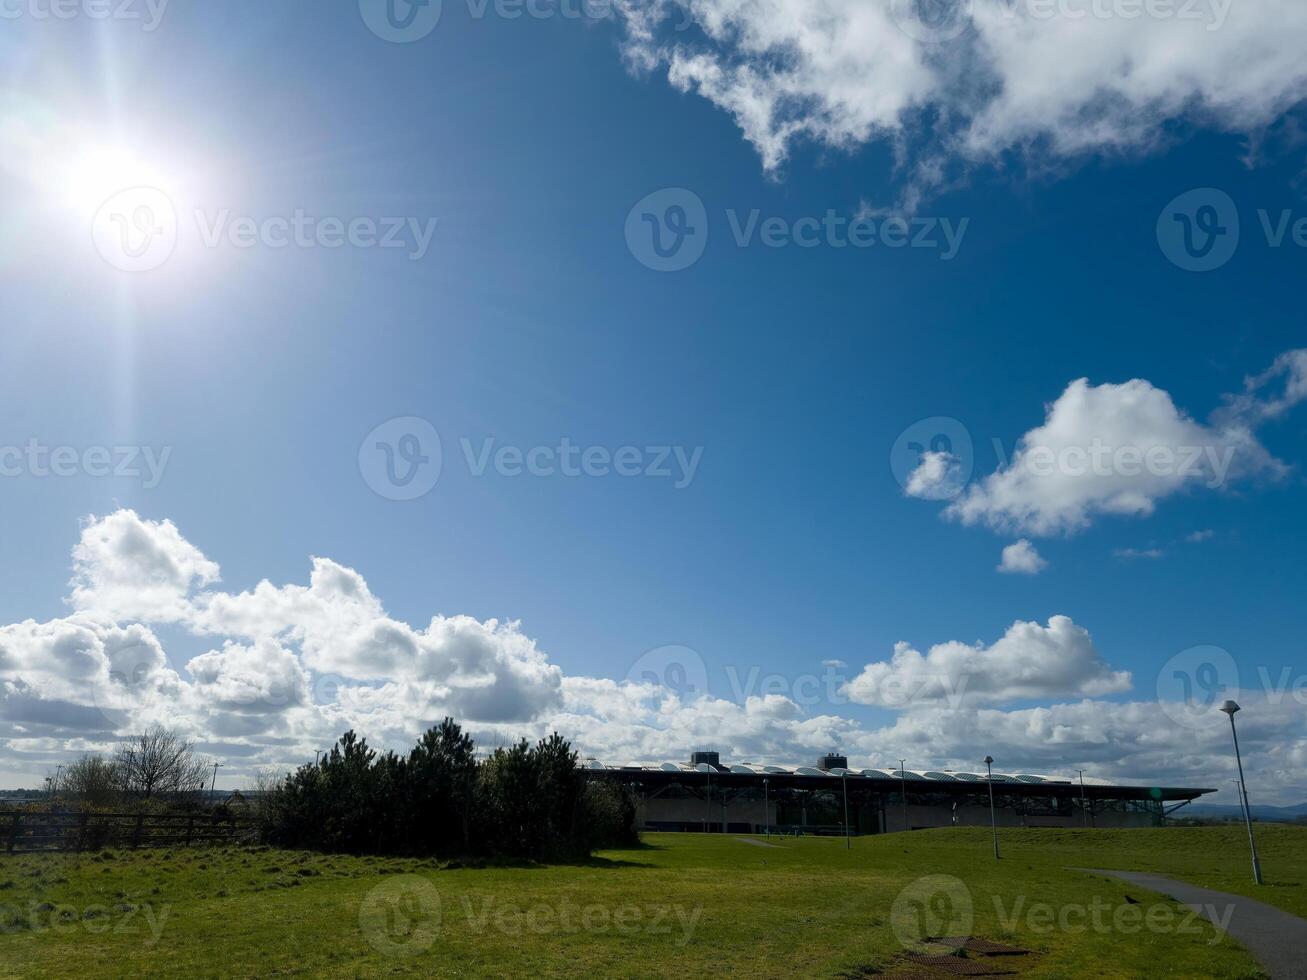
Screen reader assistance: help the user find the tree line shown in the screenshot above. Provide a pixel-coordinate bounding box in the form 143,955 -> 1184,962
254,720 -> 638,860
49,726 -> 214,806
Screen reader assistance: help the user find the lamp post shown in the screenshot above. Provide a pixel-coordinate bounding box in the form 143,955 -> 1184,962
1219,701 -> 1263,885
898,759 -> 909,833
209,762 -> 224,804
1074,769 -> 1091,828
985,756 -> 1000,860
842,771 -> 850,850
763,778 -> 770,839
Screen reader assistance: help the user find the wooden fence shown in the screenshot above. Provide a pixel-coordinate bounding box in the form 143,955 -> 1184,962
2,809 -> 255,854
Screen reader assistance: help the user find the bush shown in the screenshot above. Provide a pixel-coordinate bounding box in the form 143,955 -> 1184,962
256,720 -> 635,861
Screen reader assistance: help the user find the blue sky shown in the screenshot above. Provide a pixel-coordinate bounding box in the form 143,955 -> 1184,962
1,1 -> 1305,801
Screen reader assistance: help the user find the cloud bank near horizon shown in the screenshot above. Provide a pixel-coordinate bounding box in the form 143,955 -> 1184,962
0,509 -> 1302,801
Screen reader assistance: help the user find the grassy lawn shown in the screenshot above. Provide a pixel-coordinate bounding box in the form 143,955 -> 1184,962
0,825 -> 1302,978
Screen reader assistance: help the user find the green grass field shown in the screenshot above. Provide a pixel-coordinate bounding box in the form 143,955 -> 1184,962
1,825 -> 1303,978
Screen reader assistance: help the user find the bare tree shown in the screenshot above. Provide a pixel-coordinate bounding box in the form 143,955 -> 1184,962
113,726 -> 210,800
59,754 -> 121,806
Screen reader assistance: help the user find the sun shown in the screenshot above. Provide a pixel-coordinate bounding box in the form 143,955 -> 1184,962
61,144 -> 172,214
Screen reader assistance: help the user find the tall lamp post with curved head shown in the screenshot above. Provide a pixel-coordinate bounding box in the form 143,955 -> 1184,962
1219,700 -> 1263,885
985,756 -> 1000,860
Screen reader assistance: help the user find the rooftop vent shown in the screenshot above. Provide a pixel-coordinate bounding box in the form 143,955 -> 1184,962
690,751 -> 720,767
819,754 -> 848,771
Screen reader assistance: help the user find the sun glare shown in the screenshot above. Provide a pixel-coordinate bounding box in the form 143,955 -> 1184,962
62,145 -> 170,214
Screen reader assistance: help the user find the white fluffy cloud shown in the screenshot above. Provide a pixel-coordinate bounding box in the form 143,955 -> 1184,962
841,615 -> 1131,707
617,1 -> 1307,195
3,511 -> 1304,804
998,538 -> 1047,574
914,350 -> 1307,537
69,510 -> 221,622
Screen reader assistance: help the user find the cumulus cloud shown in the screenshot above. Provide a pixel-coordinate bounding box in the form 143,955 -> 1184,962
841,615 -> 1131,707
940,353 -> 1305,536
997,539 -> 1047,574
4,511 -> 1305,804
905,450 -> 967,500
616,1 -> 1307,197
69,510 -> 220,622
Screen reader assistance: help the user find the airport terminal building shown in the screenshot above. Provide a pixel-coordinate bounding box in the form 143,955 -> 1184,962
583,753 -> 1216,834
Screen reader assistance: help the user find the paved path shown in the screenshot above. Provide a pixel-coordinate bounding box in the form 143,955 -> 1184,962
1083,869 -> 1307,980
734,837 -> 784,848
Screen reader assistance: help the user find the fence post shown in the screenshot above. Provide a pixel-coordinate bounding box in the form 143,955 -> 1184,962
6,812 -> 20,854
185,815 -> 194,846
133,813 -> 145,850
76,811 -> 89,852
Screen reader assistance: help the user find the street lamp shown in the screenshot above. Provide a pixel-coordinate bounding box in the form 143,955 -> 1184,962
1219,701 -> 1264,885
209,762 -> 224,804
763,778 -> 770,839
985,756 -> 1000,860
899,759 -> 909,833
1074,769 -> 1092,828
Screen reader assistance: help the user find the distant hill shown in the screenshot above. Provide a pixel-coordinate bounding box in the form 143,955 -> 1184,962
1185,801 -> 1307,823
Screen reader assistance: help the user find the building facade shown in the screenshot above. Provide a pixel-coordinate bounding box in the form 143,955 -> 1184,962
583,753 -> 1215,834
